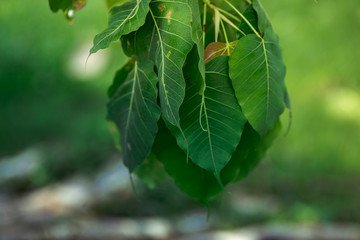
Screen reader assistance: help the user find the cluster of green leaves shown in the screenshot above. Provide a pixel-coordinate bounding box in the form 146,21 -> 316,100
49,0 -> 290,203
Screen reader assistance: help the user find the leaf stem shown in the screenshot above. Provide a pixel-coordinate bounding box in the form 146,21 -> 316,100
220,19 -> 230,55
204,0 -> 245,38
219,12 -> 245,36
216,6 -> 240,22
223,0 -> 262,39
203,2 -> 207,45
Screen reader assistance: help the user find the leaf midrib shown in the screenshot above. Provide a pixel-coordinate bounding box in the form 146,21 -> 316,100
124,61 -> 138,156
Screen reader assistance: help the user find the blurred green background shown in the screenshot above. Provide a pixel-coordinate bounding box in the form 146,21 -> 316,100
0,0 -> 359,235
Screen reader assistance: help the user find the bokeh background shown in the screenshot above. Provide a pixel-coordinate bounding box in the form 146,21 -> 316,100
0,0 -> 359,239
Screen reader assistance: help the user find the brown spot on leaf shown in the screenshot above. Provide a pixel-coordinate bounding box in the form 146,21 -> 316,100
158,4 -> 166,12
166,11 -> 172,24
74,0 -> 86,11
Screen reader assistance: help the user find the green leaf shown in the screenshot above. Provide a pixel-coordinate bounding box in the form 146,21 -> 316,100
90,0 -> 152,54
120,16 -> 155,60
252,0 -> 272,35
152,120 -> 222,203
107,60 -> 161,172
169,55 -> 247,183
153,119 -> 280,202
221,120 -> 281,183
229,28 -> 286,136
49,0 -> 72,12
134,152 -> 169,189
189,0 -> 206,83
108,61 -> 134,98
105,0 -> 132,9
237,5 -> 258,39
148,0 -> 193,127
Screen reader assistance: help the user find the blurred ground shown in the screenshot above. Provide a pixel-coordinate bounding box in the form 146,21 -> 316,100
0,0 -> 359,239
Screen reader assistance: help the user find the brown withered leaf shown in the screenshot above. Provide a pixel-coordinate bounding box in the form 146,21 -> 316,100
204,41 -> 237,64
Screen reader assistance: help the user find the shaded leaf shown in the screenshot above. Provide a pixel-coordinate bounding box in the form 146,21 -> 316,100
90,0 -> 152,54
229,28 -> 286,136
189,0 -> 206,83
169,56 -> 247,183
204,41 -> 237,64
107,61 -> 161,171
154,120 -> 281,202
134,152 -> 169,189
152,120 -> 222,203
149,0 -> 193,127
221,120 -> 281,183
237,5 -> 258,39
108,61 -> 135,98
120,16 -> 155,60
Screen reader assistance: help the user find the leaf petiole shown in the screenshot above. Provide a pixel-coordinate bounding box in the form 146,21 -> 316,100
220,18 -> 231,55
204,0 -> 246,38
216,6 -> 240,22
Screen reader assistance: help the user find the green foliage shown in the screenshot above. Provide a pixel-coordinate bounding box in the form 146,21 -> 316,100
48,0 -> 290,202
229,30 -> 286,135
167,56 -> 247,184
90,0 -> 152,54
149,0 -> 194,129
107,61 -> 161,171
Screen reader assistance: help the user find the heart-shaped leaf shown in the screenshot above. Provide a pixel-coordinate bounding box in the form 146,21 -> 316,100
229,28 -> 286,136
169,55 -> 247,183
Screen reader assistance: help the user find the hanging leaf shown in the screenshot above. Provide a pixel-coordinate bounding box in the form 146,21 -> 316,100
152,120 -> 223,203
108,61 -> 134,98
204,41 -> 237,64
49,0 -> 86,12
189,0 -> 206,83
49,0 -> 86,22
148,0 -> 193,128
169,55 -> 247,183
134,152 -> 169,189
90,0 -> 152,54
229,28 -> 286,136
120,16 -> 155,60
48,0 -> 290,203
221,120 -> 281,183
107,61 -> 161,172
154,120 -> 280,202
